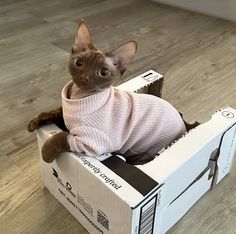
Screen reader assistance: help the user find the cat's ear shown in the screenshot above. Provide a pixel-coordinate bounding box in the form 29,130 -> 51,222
110,40 -> 137,74
72,20 -> 95,53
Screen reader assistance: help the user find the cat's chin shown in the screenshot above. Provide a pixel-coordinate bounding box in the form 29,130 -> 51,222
95,88 -> 106,92
83,86 -> 110,93
81,88 -> 105,95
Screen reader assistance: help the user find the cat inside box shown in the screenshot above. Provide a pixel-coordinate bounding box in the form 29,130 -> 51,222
28,20 -> 199,165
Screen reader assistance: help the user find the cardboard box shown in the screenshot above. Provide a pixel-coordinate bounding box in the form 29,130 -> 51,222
37,70 -> 236,234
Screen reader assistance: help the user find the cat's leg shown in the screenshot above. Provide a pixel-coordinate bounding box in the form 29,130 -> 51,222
41,132 -> 70,163
183,120 -> 200,131
179,112 -> 200,131
27,106 -> 63,132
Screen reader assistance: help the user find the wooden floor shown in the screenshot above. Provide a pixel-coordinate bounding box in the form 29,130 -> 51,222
0,0 -> 236,233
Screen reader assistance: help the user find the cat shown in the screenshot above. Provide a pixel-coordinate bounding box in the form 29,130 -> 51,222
28,20 -> 196,164
27,20 -> 138,163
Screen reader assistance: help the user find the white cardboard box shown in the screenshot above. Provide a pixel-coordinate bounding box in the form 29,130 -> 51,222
37,70 -> 236,234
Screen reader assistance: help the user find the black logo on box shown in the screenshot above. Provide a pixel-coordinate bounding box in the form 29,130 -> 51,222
52,168 -> 75,198
97,209 -> 109,230
53,168 -> 58,177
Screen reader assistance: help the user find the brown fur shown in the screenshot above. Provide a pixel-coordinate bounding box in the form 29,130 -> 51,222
68,20 -> 137,96
68,50 -> 120,93
42,132 -> 70,163
27,107 -> 63,132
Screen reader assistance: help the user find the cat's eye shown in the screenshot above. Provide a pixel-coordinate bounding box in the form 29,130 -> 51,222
75,58 -> 83,67
98,68 -> 109,77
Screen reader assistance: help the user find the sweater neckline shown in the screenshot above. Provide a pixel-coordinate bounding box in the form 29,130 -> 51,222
61,81 -> 112,114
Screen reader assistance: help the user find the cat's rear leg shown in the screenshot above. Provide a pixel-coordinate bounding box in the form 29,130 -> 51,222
179,112 -> 200,131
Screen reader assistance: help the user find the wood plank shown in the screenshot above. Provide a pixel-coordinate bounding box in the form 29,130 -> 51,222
0,42 -> 68,86
0,152 -> 87,233
163,35 -> 236,123
45,0 -> 135,23
0,13 -> 47,40
6,142 -> 43,188
0,151 -> 38,221
0,82 -> 59,141
0,128 -> 36,156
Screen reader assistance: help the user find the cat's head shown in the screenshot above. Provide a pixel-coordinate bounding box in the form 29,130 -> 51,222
68,20 -> 137,93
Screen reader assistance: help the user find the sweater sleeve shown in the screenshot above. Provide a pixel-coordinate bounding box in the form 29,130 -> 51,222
67,126 -> 113,157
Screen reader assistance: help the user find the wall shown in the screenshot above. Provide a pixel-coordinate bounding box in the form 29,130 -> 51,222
153,0 -> 236,22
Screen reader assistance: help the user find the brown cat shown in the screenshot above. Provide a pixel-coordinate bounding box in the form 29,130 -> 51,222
28,20 -> 198,164
28,20 -> 137,163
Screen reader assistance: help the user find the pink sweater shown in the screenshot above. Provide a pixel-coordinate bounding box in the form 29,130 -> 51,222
62,81 -> 186,164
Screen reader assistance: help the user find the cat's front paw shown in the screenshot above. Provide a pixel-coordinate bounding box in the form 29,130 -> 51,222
41,132 -> 69,163
27,117 -> 40,132
41,137 -> 58,163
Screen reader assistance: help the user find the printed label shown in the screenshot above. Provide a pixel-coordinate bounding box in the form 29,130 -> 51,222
97,209 -> 109,230
77,193 -> 94,217
52,168 -> 76,198
74,154 -> 122,190
141,72 -> 160,82
222,111 -> 234,118
52,168 -> 104,233
138,196 -> 157,234
137,189 -> 162,234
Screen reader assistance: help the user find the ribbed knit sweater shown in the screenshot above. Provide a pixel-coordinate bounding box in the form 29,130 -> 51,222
62,81 -> 186,164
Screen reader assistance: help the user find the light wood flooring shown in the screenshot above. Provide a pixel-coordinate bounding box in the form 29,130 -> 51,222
0,0 -> 236,233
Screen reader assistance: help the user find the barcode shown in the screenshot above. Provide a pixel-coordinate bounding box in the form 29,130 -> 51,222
97,210 -> 109,230
139,196 -> 157,234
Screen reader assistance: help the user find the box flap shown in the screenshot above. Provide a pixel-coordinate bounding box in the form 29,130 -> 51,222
136,107 -> 236,206
116,70 -> 163,93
